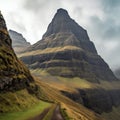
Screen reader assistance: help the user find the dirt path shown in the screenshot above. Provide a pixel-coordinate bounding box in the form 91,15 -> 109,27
51,105 -> 64,120
28,107 -> 50,120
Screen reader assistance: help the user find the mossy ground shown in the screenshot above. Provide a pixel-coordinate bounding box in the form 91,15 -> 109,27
0,100 -> 51,120
0,89 -> 39,112
0,88 -> 52,120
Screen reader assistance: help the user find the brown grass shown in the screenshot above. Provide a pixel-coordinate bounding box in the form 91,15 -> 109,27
18,45 -> 82,57
35,77 -> 104,120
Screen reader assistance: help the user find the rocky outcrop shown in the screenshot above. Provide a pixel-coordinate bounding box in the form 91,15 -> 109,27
0,12 -> 35,92
61,89 -> 120,114
20,8 -> 117,82
9,30 -> 30,54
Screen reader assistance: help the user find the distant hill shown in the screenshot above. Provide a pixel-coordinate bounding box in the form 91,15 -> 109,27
9,30 -> 30,54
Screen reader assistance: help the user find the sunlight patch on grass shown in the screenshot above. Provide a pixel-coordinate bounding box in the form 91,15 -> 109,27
0,101 -> 51,120
18,45 -> 82,57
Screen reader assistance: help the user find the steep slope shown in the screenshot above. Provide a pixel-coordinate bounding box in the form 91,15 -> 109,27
20,8 -> 117,83
35,77 -> 104,120
0,11 -> 40,113
9,30 -> 30,54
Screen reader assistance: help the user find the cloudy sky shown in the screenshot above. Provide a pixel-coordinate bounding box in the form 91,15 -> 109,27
0,0 -> 120,70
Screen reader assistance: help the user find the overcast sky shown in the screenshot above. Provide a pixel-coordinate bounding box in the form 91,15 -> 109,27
0,0 -> 120,70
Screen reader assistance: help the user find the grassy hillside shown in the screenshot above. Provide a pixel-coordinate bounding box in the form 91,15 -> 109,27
35,77 -> 104,120
0,77 -> 104,120
31,69 -> 120,91
31,71 -> 120,120
0,89 -> 39,113
0,100 -> 51,120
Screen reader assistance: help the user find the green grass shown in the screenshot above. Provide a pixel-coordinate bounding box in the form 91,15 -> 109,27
0,101 -> 51,120
0,89 -> 39,112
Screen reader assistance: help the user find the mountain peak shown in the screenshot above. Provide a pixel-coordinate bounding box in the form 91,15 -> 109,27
21,8 -> 117,82
42,9 -> 89,41
56,8 -> 68,15
53,8 -> 70,22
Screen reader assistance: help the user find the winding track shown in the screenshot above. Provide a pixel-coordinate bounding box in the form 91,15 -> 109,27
51,105 -> 64,120
28,105 -> 64,120
28,107 -> 50,120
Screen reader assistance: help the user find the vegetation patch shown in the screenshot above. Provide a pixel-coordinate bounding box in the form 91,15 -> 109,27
0,89 -> 39,113
0,97 -> 51,120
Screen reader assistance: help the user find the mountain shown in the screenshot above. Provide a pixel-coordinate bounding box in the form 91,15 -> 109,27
19,9 -> 120,119
0,11 -> 104,120
0,15 -> 35,92
20,8 -> 117,83
9,30 -> 30,54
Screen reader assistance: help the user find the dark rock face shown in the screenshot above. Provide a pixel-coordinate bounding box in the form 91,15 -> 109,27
0,12 -> 34,92
9,30 -> 30,54
21,8 -> 117,82
61,89 -> 120,114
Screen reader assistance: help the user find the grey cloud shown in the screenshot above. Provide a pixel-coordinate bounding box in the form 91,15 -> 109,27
24,0 -> 47,12
24,0 -> 62,13
86,0 -> 120,69
102,0 -> 120,10
89,16 -> 120,41
73,7 -> 83,17
101,0 -> 120,21
7,12 -> 26,32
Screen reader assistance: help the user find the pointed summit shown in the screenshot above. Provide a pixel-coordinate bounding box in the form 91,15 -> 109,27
54,8 -> 70,21
56,8 -> 69,16
43,9 -> 90,43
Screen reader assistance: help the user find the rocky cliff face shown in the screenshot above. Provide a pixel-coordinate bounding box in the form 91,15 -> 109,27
0,12 -> 35,92
9,30 -> 30,54
20,8 -> 117,82
61,89 -> 120,114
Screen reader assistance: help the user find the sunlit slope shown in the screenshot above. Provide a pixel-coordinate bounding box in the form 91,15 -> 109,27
35,77 -> 104,120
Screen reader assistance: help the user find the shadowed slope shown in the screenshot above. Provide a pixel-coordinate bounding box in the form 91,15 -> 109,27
0,11 -> 40,113
0,12 -> 35,92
